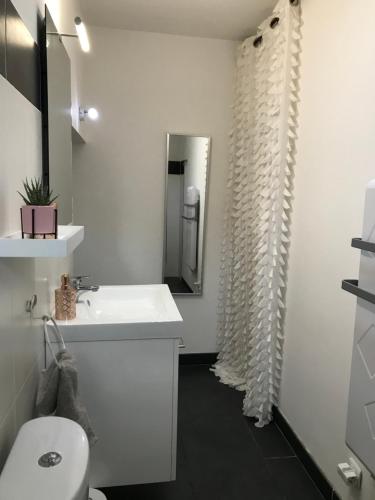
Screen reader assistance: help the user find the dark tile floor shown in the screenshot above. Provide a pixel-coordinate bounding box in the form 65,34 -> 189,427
102,365 -> 324,500
164,277 -> 193,294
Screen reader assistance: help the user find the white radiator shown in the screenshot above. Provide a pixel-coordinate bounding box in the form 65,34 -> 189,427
344,180 -> 375,475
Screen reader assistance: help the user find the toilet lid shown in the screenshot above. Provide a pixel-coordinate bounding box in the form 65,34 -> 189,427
0,417 -> 89,500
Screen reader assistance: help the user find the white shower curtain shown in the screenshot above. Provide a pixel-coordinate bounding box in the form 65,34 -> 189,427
214,0 -> 301,427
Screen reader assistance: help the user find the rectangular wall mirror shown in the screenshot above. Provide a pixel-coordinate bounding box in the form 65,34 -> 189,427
163,133 -> 211,295
41,6 -> 73,225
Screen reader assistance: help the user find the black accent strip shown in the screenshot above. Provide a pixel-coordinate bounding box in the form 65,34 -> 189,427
20,207 -> 24,238
40,5 -> 49,189
5,0 -> 40,109
179,353 -> 218,365
341,279 -> 375,305
0,0 -> 5,77
273,408 -> 340,499
168,160 -> 185,175
351,237 -> 375,253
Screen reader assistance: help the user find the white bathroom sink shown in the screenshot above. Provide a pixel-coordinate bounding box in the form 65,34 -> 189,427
53,284 -> 183,342
77,284 -> 181,324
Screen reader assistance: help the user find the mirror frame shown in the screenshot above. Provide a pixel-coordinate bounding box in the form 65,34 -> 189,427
40,6 -> 73,224
163,132 -> 212,296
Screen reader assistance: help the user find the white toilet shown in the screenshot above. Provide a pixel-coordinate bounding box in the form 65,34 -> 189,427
0,416 -> 106,500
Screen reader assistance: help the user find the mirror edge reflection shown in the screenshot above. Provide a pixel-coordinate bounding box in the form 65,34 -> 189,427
42,6 -> 74,225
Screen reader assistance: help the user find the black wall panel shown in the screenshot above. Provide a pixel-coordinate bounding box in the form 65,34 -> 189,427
5,0 -> 40,109
0,0 -> 5,78
168,161 -> 185,175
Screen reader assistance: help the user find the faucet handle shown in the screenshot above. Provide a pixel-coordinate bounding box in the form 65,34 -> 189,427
72,275 -> 90,286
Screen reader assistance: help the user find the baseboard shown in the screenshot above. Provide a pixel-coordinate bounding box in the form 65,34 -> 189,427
179,352 -> 218,365
273,408 -> 341,500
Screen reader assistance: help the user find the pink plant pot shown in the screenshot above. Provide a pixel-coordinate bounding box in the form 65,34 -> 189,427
20,205 -> 58,238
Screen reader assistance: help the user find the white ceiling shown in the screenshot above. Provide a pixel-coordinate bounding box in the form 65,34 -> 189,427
80,0 -> 277,41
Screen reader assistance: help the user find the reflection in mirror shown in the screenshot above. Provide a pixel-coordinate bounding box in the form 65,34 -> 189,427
42,7 -> 73,224
163,134 -> 210,295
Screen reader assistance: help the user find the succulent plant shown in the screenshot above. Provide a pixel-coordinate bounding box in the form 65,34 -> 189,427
18,177 -> 58,206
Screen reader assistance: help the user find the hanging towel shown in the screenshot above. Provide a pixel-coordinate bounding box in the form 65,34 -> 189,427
35,350 -> 98,446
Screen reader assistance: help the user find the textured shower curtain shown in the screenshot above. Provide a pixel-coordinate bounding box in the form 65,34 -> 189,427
214,0 -> 301,427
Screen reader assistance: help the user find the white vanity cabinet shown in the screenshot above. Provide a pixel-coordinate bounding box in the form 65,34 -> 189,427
46,285 -> 183,488
47,335 -> 180,487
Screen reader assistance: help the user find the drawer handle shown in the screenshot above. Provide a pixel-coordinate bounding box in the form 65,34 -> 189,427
178,338 -> 186,349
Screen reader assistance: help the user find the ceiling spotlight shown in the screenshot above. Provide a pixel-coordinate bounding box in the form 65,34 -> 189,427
74,17 -> 90,53
80,107 -> 99,121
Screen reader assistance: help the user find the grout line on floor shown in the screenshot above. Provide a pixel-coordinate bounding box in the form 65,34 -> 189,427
243,417 -> 272,459
245,417 -> 297,460
274,421 -> 327,499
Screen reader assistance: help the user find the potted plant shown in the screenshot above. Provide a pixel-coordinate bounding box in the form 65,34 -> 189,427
18,177 -> 59,239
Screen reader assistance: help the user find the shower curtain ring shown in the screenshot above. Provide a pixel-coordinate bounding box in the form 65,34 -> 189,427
253,35 -> 263,48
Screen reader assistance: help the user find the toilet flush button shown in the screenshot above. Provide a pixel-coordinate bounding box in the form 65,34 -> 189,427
38,452 -> 62,468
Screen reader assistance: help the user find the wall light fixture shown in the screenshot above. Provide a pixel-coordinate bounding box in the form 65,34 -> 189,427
74,17 -> 90,53
79,107 -> 99,121
47,16 -> 90,53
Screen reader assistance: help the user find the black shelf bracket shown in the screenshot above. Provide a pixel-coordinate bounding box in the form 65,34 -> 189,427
351,238 -> 375,253
342,279 -> 375,305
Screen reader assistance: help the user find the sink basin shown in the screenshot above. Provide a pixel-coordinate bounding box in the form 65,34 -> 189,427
53,284 -> 183,342
77,285 -> 181,324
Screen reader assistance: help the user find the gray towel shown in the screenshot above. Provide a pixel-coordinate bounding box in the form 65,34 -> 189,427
35,350 -> 98,446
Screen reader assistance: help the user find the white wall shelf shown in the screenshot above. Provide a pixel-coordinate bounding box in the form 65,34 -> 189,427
72,125 -> 87,144
0,225 -> 84,258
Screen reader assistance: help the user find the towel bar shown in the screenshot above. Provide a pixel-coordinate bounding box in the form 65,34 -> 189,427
43,316 -> 66,368
341,279 -> 375,305
178,337 -> 186,349
351,238 -> 375,253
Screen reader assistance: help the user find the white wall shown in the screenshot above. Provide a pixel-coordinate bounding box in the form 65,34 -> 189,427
0,0 -> 81,470
181,136 -> 209,291
166,137 -> 187,278
280,1 -> 375,498
165,175 -> 182,277
73,27 -> 236,353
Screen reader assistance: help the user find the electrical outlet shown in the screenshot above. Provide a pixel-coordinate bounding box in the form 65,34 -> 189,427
348,457 -> 362,488
337,458 -> 362,489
